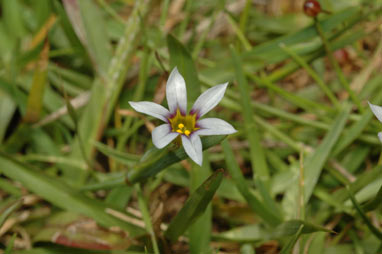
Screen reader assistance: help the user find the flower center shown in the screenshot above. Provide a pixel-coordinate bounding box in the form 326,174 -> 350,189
169,109 -> 199,136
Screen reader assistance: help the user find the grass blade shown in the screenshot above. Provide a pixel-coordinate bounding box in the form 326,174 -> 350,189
70,0 -> 150,162
245,7 -> 359,62
2,0 -> 26,38
279,224 -> 304,254
189,154 -> 212,254
5,233 -> 17,254
230,45 -> 269,180
164,169 -> 224,242
136,185 -> 160,254
271,219 -> 332,238
332,93 -> 382,156
85,136 -> 227,189
221,139 -> 282,227
0,152 -> 145,236
117,47 -> 151,151
64,0 -> 112,75
213,224 -> 265,243
226,14 -> 252,51
314,19 -> 363,112
347,186 -> 382,240
304,104 -> 352,202
0,92 -> 16,143
0,199 -> 23,228
126,135 -> 226,184
362,184 -> 382,212
95,141 -> 139,166
213,219 -> 331,243
24,40 -> 49,123
280,43 -> 339,108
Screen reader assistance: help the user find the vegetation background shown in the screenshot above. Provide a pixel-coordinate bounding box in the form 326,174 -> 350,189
0,0 -> 381,253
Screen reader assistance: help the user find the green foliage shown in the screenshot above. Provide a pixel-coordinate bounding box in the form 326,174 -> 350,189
0,152 -> 144,236
0,0 -> 381,253
0,199 -> 23,228
165,169 -> 224,242
222,139 -> 282,226
126,135 -> 226,184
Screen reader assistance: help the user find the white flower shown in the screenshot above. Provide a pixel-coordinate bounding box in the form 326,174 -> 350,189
368,102 -> 382,142
129,67 -> 237,165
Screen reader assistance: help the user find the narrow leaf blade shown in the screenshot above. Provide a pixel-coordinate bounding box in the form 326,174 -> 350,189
127,135 -> 226,184
304,104 -> 352,202
164,169 -> 224,241
0,152 -> 145,237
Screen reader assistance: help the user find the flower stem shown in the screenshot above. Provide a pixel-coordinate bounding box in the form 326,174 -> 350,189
314,18 -> 363,113
280,43 -> 340,109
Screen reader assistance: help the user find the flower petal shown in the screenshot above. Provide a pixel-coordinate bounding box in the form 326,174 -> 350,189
152,124 -> 179,148
181,134 -> 202,166
129,101 -> 170,122
368,102 -> 382,123
166,67 -> 187,114
196,118 -> 237,136
191,82 -> 228,118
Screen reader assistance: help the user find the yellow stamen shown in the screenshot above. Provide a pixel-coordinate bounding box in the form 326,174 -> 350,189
169,109 -> 199,137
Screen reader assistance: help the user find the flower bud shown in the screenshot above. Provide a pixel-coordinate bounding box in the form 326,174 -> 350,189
303,0 -> 321,17
333,49 -> 350,65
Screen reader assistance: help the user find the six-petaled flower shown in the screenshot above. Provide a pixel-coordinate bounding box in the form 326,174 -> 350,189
129,67 -> 237,165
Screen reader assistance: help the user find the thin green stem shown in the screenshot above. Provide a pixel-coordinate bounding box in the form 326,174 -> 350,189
226,14 -> 252,51
239,0 -> 251,32
117,48 -> 150,151
159,0 -> 170,28
178,0 -> 192,38
314,19 -> 363,113
192,8 -> 220,58
253,116 -> 303,153
347,186 -> 382,240
250,72 -> 332,113
136,185 -> 160,254
298,150 -> 305,220
96,0 -> 125,24
230,46 -> 269,180
280,43 -> 340,108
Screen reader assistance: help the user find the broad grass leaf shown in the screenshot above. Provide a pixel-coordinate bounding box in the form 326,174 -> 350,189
165,169 -> 224,242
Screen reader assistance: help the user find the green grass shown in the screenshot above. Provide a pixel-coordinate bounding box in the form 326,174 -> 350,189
0,0 -> 382,253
